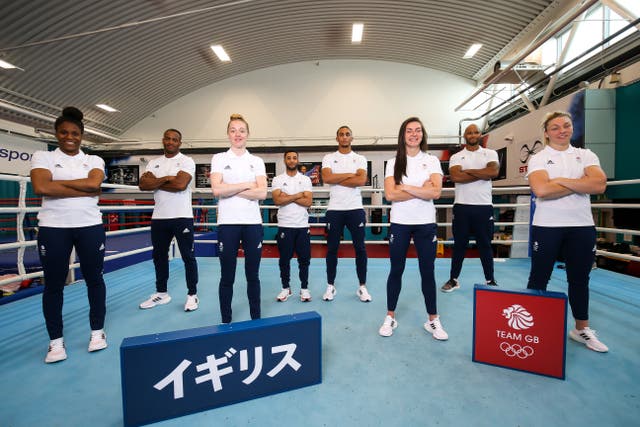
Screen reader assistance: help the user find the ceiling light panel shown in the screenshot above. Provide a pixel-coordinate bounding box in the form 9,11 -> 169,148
352,23 -> 364,43
211,45 -> 231,62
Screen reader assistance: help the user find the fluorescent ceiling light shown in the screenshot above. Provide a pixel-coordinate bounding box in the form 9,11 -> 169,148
463,43 -> 482,59
0,59 -> 18,69
211,45 -> 231,62
352,23 -> 364,43
96,104 -> 118,112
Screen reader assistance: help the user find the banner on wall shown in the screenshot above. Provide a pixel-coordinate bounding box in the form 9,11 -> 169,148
0,133 -> 47,176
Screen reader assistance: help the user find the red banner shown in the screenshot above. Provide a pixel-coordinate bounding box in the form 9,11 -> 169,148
473,285 -> 567,379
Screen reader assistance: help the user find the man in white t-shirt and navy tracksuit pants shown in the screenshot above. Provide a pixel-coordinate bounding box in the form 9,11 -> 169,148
271,151 -> 313,302
321,125 -> 371,302
138,129 -> 199,311
441,124 -> 499,292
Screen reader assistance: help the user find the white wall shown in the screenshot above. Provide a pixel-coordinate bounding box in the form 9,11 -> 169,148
123,60 -> 476,141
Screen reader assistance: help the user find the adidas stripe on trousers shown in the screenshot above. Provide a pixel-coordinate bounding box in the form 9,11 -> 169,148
527,225 -> 595,321
450,203 -> 495,282
217,224 -> 263,323
386,223 -> 438,314
276,227 -> 311,289
325,209 -> 368,285
151,218 -> 198,295
38,224 -> 106,340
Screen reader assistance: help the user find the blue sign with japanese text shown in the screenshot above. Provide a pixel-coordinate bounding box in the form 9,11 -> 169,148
120,311 -> 322,426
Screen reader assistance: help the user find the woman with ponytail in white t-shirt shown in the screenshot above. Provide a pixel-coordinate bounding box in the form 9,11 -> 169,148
378,117 -> 448,340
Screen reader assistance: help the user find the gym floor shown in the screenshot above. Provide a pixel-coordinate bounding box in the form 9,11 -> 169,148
1,257 -> 638,426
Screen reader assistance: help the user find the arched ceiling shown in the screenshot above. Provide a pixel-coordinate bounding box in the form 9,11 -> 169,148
0,0 -> 558,141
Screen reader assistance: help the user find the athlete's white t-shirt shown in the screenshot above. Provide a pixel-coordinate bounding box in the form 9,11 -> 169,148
526,145 -> 600,227
449,146 -> 498,205
146,152 -> 195,219
211,149 -> 266,224
31,148 -> 104,228
322,150 -> 367,210
271,172 -> 312,228
385,151 -> 443,225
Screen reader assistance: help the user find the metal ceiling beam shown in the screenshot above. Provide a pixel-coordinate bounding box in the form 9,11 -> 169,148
455,0 -> 599,111
0,100 -> 122,142
601,0 -> 640,30
540,12 -> 584,107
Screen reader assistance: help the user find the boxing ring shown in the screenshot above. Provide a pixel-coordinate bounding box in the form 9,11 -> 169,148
1,174 -> 639,292
0,173 -> 639,427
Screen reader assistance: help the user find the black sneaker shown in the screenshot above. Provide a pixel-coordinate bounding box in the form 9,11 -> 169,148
441,279 -> 460,293
486,280 -> 498,286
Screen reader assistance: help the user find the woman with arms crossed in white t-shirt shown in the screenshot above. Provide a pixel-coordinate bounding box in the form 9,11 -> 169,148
527,111 -> 608,352
378,117 -> 448,340
30,107 -> 108,363
210,114 -> 267,324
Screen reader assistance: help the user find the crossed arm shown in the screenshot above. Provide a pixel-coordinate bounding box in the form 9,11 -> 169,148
384,173 -> 443,202
139,170 -> 192,192
30,168 -> 104,197
528,165 -> 607,200
321,167 -> 367,188
272,189 -> 313,207
449,161 -> 499,184
210,172 -> 268,200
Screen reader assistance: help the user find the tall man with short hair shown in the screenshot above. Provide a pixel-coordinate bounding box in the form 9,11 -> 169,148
442,124 -> 499,292
271,151 -> 313,302
321,125 -> 371,302
138,129 -> 200,311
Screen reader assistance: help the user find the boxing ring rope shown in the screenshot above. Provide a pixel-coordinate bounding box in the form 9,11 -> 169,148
1,174 -> 639,287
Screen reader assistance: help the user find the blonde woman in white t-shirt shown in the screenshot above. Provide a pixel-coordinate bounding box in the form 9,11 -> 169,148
526,111 -> 608,353
378,117 -> 448,340
210,114 -> 267,324
30,107 -> 108,363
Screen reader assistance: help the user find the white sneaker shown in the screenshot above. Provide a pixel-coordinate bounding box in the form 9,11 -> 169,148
300,288 -> 312,302
569,327 -> 608,352
357,285 -> 372,302
424,316 -> 449,341
139,292 -> 171,309
276,288 -> 292,302
88,329 -> 107,352
379,315 -> 398,337
184,294 -> 199,312
45,338 -> 67,363
322,284 -> 336,301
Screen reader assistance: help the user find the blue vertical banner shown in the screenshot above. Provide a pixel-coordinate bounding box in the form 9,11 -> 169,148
120,312 -> 322,426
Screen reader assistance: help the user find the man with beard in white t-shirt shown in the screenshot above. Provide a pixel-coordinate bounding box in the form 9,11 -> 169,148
441,124 -> 499,293
138,129 -> 199,312
272,151 -> 313,302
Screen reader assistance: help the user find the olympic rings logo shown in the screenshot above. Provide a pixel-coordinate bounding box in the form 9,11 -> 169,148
499,342 -> 534,359
519,140 -> 543,163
